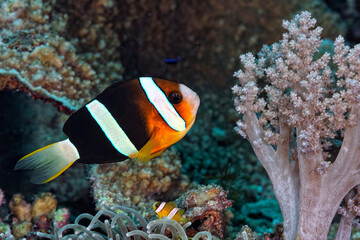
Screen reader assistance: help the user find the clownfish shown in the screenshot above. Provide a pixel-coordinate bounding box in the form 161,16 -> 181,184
153,201 -> 192,225
15,77 -> 200,184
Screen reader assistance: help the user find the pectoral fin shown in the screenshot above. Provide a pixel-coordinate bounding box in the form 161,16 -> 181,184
150,149 -> 165,159
132,128 -> 159,162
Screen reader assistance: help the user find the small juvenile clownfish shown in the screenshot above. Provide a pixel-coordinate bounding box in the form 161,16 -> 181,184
15,77 -> 200,184
153,201 -> 192,225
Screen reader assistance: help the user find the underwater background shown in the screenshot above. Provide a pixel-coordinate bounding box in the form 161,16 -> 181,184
0,0 -> 359,239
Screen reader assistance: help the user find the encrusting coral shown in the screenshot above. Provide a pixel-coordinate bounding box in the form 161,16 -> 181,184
233,11 -> 360,239
0,0 -> 123,112
179,184 -> 233,239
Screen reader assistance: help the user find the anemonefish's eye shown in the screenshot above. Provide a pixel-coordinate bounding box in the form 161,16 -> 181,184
168,91 -> 183,104
155,202 -> 160,208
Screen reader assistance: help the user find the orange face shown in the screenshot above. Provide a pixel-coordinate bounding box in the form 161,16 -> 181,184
143,78 -> 200,153
154,78 -> 200,128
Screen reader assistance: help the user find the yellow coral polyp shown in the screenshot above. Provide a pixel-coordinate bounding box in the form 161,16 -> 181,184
9,193 -> 32,222
31,193 -> 57,220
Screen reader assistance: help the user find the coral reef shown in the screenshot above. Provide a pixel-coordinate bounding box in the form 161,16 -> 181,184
232,11 -> 360,239
38,204 -> 213,240
179,184 -> 233,239
0,222 -> 12,239
90,148 -> 189,218
9,193 -> 31,222
11,221 -> 31,239
1,192 -> 66,239
0,189 -> 5,207
235,225 -> 259,240
33,185 -> 230,239
137,2 -> 347,234
0,0 -> 351,239
0,0 -> 345,112
0,0 -> 123,112
336,185 -> 360,239
175,90 -> 278,237
33,214 -> 51,235
91,174 -> 232,238
53,208 -> 70,230
119,1 -> 346,235
31,192 -> 57,221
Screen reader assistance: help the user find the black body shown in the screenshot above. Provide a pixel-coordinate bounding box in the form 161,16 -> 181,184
63,80 -> 151,164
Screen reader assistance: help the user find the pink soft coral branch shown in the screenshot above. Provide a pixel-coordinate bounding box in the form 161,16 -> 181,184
0,188 -> 5,207
233,11 -> 360,240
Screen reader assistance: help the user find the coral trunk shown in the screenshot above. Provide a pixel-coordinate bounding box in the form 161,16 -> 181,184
295,110 -> 360,239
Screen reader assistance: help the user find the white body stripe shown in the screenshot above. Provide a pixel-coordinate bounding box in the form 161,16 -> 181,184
167,208 -> 180,220
139,77 -> 186,132
155,202 -> 166,213
86,100 -> 138,156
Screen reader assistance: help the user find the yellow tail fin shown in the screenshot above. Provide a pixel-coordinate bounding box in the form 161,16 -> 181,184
15,139 -> 80,184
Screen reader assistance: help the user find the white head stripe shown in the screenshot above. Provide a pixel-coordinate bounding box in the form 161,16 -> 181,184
86,100 -> 138,156
155,202 -> 166,213
139,77 -> 186,132
167,207 -> 180,220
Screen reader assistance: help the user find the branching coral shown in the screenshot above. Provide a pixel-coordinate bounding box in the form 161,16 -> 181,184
233,11 -> 360,239
37,204 -> 212,240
